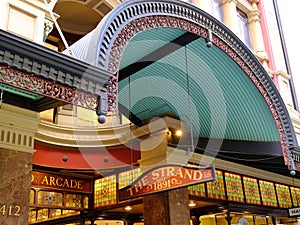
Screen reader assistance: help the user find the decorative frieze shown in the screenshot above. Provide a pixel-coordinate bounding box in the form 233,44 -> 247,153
0,66 -> 98,110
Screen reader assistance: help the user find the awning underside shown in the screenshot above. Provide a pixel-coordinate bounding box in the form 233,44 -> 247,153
117,27 -> 285,172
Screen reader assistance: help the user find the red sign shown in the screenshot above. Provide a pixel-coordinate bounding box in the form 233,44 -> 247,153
119,164 -> 216,201
31,171 -> 92,193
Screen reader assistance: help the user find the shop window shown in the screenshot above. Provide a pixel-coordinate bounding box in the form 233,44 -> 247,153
225,172 -> 244,203
243,176 -> 261,205
237,9 -> 251,48
94,175 -> 117,207
206,170 -> 226,200
208,0 -> 223,22
37,190 -> 63,207
259,180 -> 278,207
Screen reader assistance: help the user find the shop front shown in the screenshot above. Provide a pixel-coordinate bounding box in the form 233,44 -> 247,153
27,161 -> 300,225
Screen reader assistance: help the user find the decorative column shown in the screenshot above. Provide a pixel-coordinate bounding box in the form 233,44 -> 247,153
138,117 -> 190,225
247,0 -> 268,66
222,0 -> 240,35
0,104 -> 39,225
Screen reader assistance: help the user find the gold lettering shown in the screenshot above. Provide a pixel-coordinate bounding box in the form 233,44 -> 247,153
56,178 -> 63,187
41,176 -> 49,185
14,206 -> 20,216
31,175 -> 34,182
49,176 -> 55,186
77,181 -> 83,190
63,179 -> 69,188
70,180 -> 77,189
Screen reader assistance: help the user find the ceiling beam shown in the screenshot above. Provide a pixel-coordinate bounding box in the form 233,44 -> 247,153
118,32 -> 199,81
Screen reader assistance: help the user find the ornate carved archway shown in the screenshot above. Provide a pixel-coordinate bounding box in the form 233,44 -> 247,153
70,0 -> 299,170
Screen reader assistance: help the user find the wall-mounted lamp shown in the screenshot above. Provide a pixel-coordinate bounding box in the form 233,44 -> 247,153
189,201 -> 196,207
124,206 -> 132,211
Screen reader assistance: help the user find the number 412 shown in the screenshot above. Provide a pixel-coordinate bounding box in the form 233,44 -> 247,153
0,205 -> 21,217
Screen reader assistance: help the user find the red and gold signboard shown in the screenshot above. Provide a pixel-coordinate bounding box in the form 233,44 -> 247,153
31,171 -> 92,193
119,164 -> 216,201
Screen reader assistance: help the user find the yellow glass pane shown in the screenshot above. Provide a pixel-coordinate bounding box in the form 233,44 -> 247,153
290,187 -> 300,206
66,194 -> 89,209
259,180 -> 277,207
28,209 -> 37,222
188,183 -> 206,197
207,170 -> 226,200
243,176 -> 261,205
37,191 -> 63,207
37,208 -> 49,221
225,172 -> 244,202
30,189 -> 35,204
276,184 -> 292,208
119,168 -> 141,189
94,175 -> 117,207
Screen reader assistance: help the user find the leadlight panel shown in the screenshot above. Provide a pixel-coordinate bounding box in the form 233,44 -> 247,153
188,183 -> 206,197
65,194 -> 89,209
290,187 -> 300,206
37,191 -> 63,207
225,172 -> 244,203
207,170 -> 226,200
94,175 -> 117,207
259,180 -> 278,207
243,176 -> 261,205
275,184 -> 292,208
119,168 -> 141,189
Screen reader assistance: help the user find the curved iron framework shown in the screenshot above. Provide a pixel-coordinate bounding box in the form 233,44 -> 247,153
72,0 -> 299,169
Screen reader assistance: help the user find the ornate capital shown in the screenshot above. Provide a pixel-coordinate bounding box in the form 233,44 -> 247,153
248,10 -> 261,24
43,18 -> 54,41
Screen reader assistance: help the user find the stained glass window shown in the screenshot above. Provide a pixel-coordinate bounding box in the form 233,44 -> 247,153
275,184 -> 292,208
94,175 -> 117,207
259,180 -> 277,207
225,172 -> 244,202
37,191 -> 63,207
188,183 -> 206,197
30,189 -> 35,204
37,208 -> 49,221
49,209 -> 62,218
28,209 -> 37,222
119,168 -> 141,189
66,194 -> 89,209
207,170 -> 226,200
290,187 -> 300,206
243,176 -> 261,205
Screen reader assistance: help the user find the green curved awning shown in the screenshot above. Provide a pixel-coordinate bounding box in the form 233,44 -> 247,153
118,28 -> 279,143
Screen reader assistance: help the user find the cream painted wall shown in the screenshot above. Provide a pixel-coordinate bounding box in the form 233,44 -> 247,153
0,0 -> 47,43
